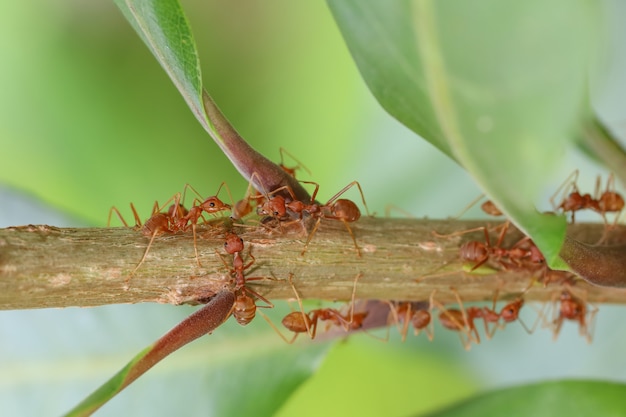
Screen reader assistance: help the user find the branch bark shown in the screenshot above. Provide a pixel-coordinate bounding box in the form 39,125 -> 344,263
1,219 -> 625,310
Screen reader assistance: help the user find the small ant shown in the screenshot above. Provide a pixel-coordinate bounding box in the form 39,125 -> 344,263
218,232 -> 273,326
176,183 -> 233,266
551,170 -> 624,227
231,150 -> 310,220
278,147 -> 312,179
278,273 -> 366,343
431,288 -> 531,349
452,194 -> 504,219
256,180 -> 370,257
481,200 -> 503,217
386,295 -> 434,342
108,193 -> 188,285
478,289 -> 535,338
550,289 -> 597,343
459,224 -> 544,271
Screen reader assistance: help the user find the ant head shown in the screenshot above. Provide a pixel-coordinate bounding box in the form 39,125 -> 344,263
258,196 -> 287,218
202,197 -> 231,213
480,200 -> 503,216
500,299 -> 523,322
560,291 -> 584,319
224,233 -> 244,254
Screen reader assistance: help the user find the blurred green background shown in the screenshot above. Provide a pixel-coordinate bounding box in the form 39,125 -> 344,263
1,1 -> 626,416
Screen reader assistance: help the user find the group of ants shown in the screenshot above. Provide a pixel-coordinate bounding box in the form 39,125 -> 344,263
108,150 -> 624,350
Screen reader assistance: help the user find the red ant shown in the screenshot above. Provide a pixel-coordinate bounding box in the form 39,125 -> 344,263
277,147 -> 312,179
108,193 -> 189,284
231,150 -> 311,220
432,288 -> 531,349
175,183 -> 233,266
277,273 -> 366,343
218,232 -> 273,326
478,289 -> 536,337
386,295 -> 434,342
551,170 -> 624,227
255,179 -> 370,257
549,289 -> 597,343
452,193 -> 504,219
481,200 -> 503,217
458,224 -> 544,271
430,289 -> 479,350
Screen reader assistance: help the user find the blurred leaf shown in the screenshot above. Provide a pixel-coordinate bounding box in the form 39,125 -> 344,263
24,302 -> 330,417
277,337 -> 477,417
64,291 -> 235,417
576,117 -> 626,186
424,380 -> 626,417
328,0 -> 602,265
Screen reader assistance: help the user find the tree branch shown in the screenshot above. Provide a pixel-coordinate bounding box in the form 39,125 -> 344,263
1,219 -> 625,310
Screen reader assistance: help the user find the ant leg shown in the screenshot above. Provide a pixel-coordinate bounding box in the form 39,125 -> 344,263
450,288 -> 480,345
125,230 -> 159,285
452,193 -> 486,219
108,206 -> 130,228
257,309 -> 299,344
278,147 -> 312,177
384,204 -> 415,219
431,291 -> 474,350
214,181 -> 236,209
343,273 -> 363,330
242,286 -> 274,310
483,290 -> 501,339
191,222 -> 201,267
341,219 -> 361,257
549,169 -> 580,212
432,226 -> 487,239
423,290 -> 437,341
384,301 -> 407,342
286,273 -> 312,338
181,183 -> 205,208
129,203 -> 142,228
298,180 -> 320,203
301,217 -> 322,257
400,303 -> 412,342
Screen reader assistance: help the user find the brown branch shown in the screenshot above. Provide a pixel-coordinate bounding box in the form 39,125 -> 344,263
1,219 -> 625,310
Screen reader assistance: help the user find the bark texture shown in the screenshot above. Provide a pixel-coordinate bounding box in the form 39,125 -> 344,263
1,219 -> 625,310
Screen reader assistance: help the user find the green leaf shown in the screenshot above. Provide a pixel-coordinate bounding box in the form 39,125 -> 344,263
576,117 -> 626,186
114,0 -> 311,202
63,290 -> 235,417
328,0 -> 602,265
424,380 -> 626,417
114,0 -> 205,130
57,302 -> 330,417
